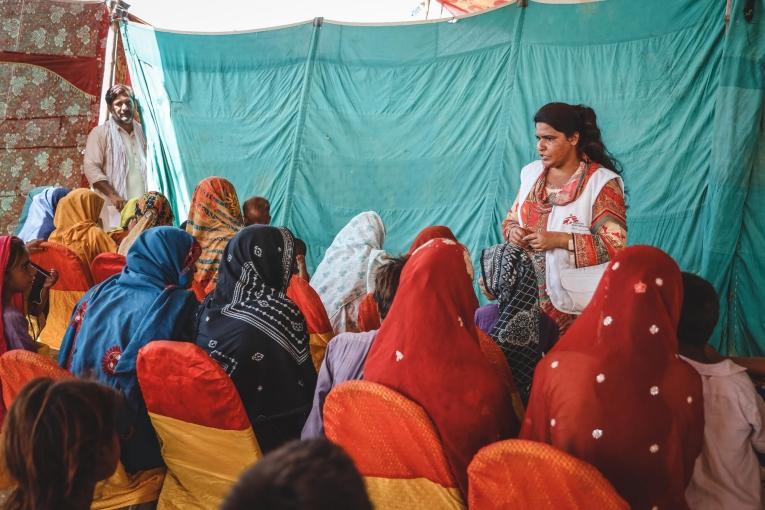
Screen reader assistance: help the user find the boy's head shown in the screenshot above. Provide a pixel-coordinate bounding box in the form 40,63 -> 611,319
222,438 -> 371,510
243,197 -> 271,226
373,256 -> 407,320
3,378 -> 122,509
678,272 -> 720,348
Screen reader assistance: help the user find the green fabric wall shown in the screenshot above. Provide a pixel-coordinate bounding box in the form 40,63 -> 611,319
121,0 -> 765,354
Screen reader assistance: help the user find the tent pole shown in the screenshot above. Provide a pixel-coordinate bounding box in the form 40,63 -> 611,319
725,0 -> 732,33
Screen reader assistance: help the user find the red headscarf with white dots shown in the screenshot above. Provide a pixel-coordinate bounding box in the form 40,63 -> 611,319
521,245 -> 704,509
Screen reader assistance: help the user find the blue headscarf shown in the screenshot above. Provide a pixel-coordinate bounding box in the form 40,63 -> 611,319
17,187 -> 70,242
58,226 -> 200,472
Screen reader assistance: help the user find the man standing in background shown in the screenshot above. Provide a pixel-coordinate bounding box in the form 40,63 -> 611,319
83,84 -> 147,230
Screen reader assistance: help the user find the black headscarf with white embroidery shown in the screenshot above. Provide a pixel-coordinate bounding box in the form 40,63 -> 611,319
195,225 -> 316,452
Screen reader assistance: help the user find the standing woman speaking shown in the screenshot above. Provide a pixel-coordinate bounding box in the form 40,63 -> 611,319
502,103 -> 627,333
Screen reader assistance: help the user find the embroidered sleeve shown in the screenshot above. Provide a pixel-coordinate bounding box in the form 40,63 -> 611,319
573,180 -> 627,268
502,198 -> 521,241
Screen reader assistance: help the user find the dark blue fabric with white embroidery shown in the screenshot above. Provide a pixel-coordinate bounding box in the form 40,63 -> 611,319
194,225 -> 316,452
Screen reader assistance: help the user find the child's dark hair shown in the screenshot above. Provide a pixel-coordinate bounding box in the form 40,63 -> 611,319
5,237 -> 27,274
3,378 -> 122,510
294,238 -> 307,258
221,438 -> 371,510
677,272 -> 720,348
534,102 -> 621,174
242,196 -> 270,215
373,256 -> 407,320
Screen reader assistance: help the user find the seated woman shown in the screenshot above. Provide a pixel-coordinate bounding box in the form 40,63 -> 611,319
1,236 -> 57,353
17,186 -> 70,242
357,225 -> 458,332
502,103 -> 626,333
59,227 -> 200,473
194,225 -> 317,453
311,211 -> 390,333
3,378 -> 121,510
184,177 -> 244,300
117,191 -> 175,255
478,243 -> 559,403
364,238 -> 518,496
48,188 -> 117,267
521,246 -> 704,509
301,256 -> 406,439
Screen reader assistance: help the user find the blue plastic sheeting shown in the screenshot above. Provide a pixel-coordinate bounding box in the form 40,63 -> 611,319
121,0 -> 765,354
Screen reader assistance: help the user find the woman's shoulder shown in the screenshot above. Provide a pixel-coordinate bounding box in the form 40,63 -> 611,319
520,160 -> 544,176
591,166 -> 622,183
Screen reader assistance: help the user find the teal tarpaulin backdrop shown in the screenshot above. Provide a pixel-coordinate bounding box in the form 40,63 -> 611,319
121,0 -> 764,355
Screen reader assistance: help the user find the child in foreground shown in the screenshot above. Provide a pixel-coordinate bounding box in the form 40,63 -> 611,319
678,272 -> 765,510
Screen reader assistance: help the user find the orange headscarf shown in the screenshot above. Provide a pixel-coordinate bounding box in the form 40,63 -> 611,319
49,189 -> 116,267
184,177 -> 243,299
364,239 -> 518,495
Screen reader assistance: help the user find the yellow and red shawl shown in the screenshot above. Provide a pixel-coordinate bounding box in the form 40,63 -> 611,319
184,177 -> 243,300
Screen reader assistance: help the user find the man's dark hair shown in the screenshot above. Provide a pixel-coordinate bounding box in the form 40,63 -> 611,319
221,439 -> 371,510
373,256 -> 407,320
105,84 -> 134,106
678,272 -> 720,348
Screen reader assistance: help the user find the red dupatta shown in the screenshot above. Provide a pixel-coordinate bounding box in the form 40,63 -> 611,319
408,225 -> 457,254
521,245 -> 703,509
363,238 -> 518,495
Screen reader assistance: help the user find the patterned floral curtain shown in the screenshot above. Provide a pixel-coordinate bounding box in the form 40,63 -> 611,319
0,0 -> 109,234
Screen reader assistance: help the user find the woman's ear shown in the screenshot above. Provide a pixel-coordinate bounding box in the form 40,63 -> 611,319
568,131 -> 580,147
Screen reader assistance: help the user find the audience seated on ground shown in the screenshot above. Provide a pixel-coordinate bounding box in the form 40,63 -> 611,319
1,236 -> 57,354
48,188 -> 117,267
242,196 -> 272,226
364,238 -> 518,496
194,225 -> 317,453
521,245 -> 704,509
184,176 -> 244,300
58,227 -> 200,473
5,177 -> 755,510
2,378 -> 121,510
478,243 -> 558,403
221,438 -> 371,510
311,211 -> 390,334
117,191 -> 174,255
678,272 -> 765,510
16,186 -> 70,242
301,255 -> 406,439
